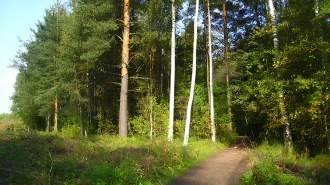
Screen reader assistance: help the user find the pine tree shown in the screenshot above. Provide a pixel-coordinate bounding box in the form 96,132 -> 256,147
119,0 -> 130,138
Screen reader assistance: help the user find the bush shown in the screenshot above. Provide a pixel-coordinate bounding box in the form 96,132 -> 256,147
61,124 -> 81,137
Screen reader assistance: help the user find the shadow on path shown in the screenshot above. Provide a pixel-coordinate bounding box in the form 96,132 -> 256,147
168,137 -> 251,185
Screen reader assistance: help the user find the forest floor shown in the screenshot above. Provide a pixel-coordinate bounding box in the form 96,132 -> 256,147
168,136 -> 252,185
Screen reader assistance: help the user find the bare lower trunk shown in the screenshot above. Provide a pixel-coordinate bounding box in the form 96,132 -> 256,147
149,89 -> 153,139
119,0 -> 130,138
54,95 -> 58,131
150,46 -> 155,139
79,104 -> 83,136
183,0 -> 199,146
279,90 -> 293,150
46,112 -> 50,132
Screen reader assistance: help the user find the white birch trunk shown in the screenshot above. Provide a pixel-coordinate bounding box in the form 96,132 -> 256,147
268,0 -> 293,152
183,0 -> 199,146
207,0 -> 216,142
168,0 -> 176,142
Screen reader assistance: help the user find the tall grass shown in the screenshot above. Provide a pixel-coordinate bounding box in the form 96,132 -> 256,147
0,128 -> 224,184
238,141 -> 330,185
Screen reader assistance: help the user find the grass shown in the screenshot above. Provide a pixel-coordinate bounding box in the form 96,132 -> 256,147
0,126 -> 224,184
238,141 -> 330,185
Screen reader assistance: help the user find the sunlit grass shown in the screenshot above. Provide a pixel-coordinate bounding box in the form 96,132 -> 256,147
238,141 -> 330,185
0,127 -> 224,184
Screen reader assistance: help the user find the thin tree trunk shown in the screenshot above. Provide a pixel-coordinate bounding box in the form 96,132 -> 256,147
119,0 -> 130,138
79,103 -> 83,136
168,0 -> 176,142
150,45 -> 155,139
207,0 -> 216,142
54,95 -> 58,131
268,0 -> 293,152
53,0 -> 60,132
223,0 -> 232,134
149,86 -> 153,139
73,62 -> 83,136
183,0 -> 199,146
46,112 -> 50,132
161,49 -> 164,97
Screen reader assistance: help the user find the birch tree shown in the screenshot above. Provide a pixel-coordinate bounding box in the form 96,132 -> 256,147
268,0 -> 293,152
168,0 -> 176,142
119,0 -> 130,138
207,0 -> 216,142
183,0 -> 199,146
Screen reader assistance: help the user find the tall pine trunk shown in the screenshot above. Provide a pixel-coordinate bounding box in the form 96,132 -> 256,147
119,0 -> 130,138
207,0 -> 216,142
168,0 -> 176,142
183,0 -> 199,146
223,0 -> 232,134
268,0 -> 293,152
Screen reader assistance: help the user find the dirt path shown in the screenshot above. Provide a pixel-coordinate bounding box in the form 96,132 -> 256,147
168,137 -> 250,185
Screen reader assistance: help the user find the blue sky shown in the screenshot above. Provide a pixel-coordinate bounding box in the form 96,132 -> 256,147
0,0 -> 68,114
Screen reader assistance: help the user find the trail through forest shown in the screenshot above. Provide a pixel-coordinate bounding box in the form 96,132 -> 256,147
168,137 -> 250,185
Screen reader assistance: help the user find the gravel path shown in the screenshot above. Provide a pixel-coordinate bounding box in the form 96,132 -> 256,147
168,137 -> 250,185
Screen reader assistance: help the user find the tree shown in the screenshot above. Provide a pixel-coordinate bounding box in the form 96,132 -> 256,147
183,0 -> 199,146
222,0 -> 232,134
11,2 -> 68,131
168,0 -> 176,142
119,0 -> 130,138
268,0 -> 293,152
207,0 -> 216,142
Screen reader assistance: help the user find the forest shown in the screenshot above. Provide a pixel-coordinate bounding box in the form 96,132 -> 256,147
2,0 -> 330,184
10,0 -> 330,154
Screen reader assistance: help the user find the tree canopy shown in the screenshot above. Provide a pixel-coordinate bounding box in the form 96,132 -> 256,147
11,0 -> 330,155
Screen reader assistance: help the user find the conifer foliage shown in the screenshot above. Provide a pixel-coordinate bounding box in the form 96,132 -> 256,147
10,0 -> 330,153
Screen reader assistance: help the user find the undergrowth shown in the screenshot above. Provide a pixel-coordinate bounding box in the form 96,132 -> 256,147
238,141 -> 330,185
0,128 -> 224,184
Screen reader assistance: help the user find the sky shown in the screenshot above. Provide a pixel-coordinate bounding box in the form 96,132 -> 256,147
0,0 -> 68,114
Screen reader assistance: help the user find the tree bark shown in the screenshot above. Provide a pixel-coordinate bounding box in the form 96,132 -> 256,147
183,0 -> 199,146
268,0 -> 293,152
54,95 -> 58,131
79,103 -> 83,136
119,0 -> 130,138
207,0 -> 216,142
223,0 -> 232,134
46,112 -> 50,132
168,0 -> 176,142
150,45 -> 155,139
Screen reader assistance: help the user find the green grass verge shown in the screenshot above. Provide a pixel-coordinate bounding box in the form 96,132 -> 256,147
238,142 -> 330,185
0,128 -> 224,184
